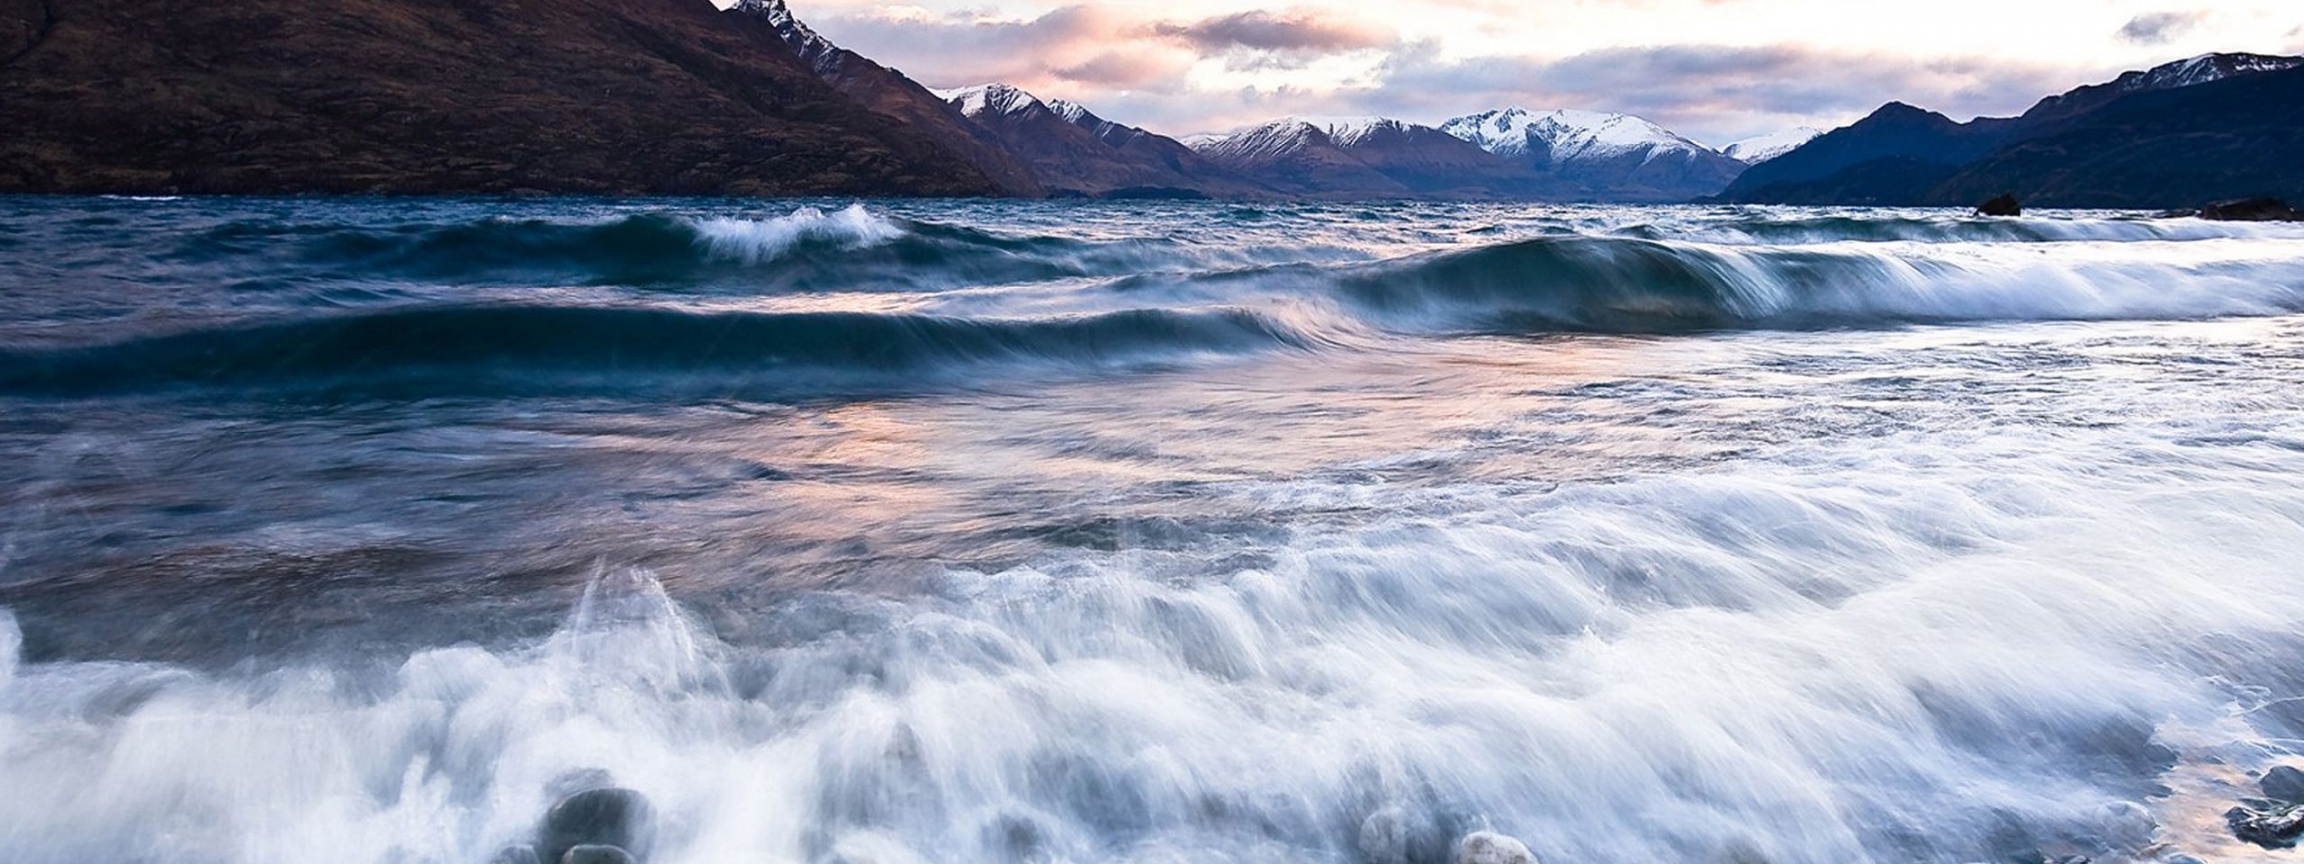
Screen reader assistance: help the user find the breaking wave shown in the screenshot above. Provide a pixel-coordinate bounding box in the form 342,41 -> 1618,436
1612,213 -> 2304,246
1333,235 -> 2304,333
184,205 -> 1120,291
6,423 -> 2304,863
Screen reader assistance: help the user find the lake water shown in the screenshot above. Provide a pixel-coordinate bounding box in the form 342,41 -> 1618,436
3,197 -> 2304,863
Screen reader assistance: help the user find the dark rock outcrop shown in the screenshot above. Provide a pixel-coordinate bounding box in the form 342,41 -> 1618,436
1976,194 -> 2022,216
538,787 -> 653,864
0,0 -> 1005,195
2196,198 -> 2304,221
2227,804 -> 2304,848
2264,765 -> 2304,802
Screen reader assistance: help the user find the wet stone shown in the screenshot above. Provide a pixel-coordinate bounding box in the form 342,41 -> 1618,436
1975,195 -> 2022,217
2226,803 -> 2304,848
2262,765 -> 2304,803
560,845 -> 637,864
538,787 -> 653,864
1453,831 -> 1537,864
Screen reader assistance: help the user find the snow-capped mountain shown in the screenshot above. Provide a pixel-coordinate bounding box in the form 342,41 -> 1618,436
1725,51 -> 2304,205
1440,107 -> 1748,201
932,83 -> 1267,198
731,0 -> 1042,195
2123,52 -> 2304,91
932,83 -> 1043,120
1186,117 -> 1550,199
1722,127 -> 1823,164
1184,120 -> 1397,196
2018,52 -> 2304,130
730,0 -> 838,76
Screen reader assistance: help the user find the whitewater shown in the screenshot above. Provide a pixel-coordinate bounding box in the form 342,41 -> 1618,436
2,196 -> 2303,864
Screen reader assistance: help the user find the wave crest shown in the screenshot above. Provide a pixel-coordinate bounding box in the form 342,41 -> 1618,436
1337,235 -> 2304,333
0,304 -> 1308,399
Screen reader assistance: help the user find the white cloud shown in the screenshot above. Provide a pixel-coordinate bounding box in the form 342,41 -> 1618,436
779,0 -> 2304,142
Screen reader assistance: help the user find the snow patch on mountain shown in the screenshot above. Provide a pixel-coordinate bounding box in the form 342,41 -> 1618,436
1723,127 -> 1823,164
932,84 -> 1046,119
1188,116 -> 1472,158
1187,120 -> 1332,163
1290,116 -> 1406,148
2128,53 -> 2304,92
1440,107 -> 1721,163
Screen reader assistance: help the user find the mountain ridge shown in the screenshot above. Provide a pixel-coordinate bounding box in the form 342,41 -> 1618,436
929,83 -> 1270,198
0,0 -> 1006,195
733,0 -> 1043,196
1186,116 -> 1554,200
1438,107 -> 1749,202
1721,52 -> 2304,205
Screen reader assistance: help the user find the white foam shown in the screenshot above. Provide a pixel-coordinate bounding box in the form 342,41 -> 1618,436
692,204 -> 905,265
0,609 -> 16,690
4,419 -> 2302,862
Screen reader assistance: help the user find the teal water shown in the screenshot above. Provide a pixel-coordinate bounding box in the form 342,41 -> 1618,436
4,197 -> 2304,863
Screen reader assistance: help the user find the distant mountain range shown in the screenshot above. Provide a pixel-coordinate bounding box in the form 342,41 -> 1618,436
1181,116 -> 1551,199
1720,53 -> 2304,207
738,0 -> 1790,202
3,0 -> 2296,206
927,83 -> 1265,199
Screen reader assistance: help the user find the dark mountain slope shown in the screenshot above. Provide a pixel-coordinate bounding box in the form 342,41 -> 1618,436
2012,53 -> 2303,134
934,84 -> 1270,198
736,0 -> 1042,196
0,0 -> 1002,195
1188,117 -> 1551,200
1720,53 -> 2304,206
1718,103 -> 2019,204
1934,65 -> 2304,208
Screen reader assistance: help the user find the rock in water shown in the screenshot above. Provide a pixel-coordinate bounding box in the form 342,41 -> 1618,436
1454,831 -> 1537,864
1976,194 -> 2022,216
2265,765 -> 2304,804
2227,804 -> 2304,848
1357,807 -> 1457,864
2198,198 -> 2304,221
538,788 -> 654,864
1358,808 -> 1412,864
560,846 -> 638,864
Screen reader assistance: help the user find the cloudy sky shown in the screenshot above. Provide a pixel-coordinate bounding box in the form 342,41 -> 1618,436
770,0 -> 2304,147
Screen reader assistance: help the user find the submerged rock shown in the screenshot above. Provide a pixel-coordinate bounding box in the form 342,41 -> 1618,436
1976,194 -> 2023,216
1453,831 -> 1538,864
1357,808 -> 1412,864
2198,198 -> 2304,221
559,845 -> 637,864
2226,803 -> 2304,848
538,787 -> 654,864
2262,765 -> 2304,803
1357,807 -> 1456,864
